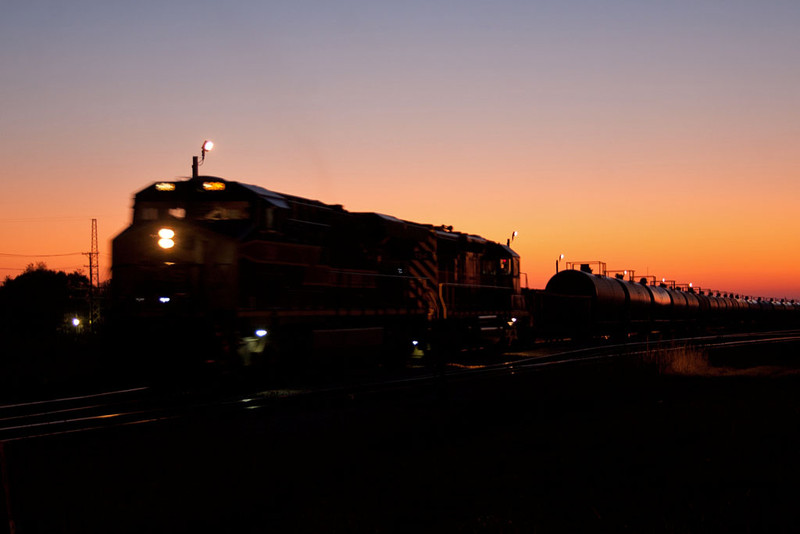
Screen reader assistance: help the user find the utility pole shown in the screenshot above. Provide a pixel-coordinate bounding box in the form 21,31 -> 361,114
82,219 -> 99,332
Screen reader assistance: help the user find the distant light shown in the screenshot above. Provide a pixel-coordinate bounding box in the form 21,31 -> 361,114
411,340 -> 419,346
155,182 -> 176,191
159,297 -> 170,303
202,181 -> 226,191
255,329 -> 267,338
158,238 -> 175,249
202,140 -> 214,152
72,317 -> 80,327
689,282 -> 693,288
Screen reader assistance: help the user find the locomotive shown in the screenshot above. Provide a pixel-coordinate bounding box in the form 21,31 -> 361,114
111,171 -> 526,369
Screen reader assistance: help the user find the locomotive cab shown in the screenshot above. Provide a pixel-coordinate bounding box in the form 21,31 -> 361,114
113,177 -> 254,317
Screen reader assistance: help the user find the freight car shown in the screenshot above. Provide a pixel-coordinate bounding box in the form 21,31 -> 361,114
538,265 -> 800,340
111,173 -> 527,370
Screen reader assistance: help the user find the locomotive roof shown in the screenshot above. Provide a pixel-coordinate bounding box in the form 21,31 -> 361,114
238,182 -> 290,208
136,175 -> 517,254
137,176 -> 310,210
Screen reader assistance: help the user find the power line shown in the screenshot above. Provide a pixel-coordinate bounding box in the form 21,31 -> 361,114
0,253 -> 83,257
0,215 -> 117,222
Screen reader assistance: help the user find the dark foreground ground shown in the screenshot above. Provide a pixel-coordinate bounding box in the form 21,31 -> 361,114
3,342 -> 800,533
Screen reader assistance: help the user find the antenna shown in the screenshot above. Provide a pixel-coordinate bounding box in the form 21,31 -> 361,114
192,140 -> 214,178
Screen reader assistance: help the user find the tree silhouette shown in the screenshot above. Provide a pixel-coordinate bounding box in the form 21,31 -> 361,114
0,263 -> 91,340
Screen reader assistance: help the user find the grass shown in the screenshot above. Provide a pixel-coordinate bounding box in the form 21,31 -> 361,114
644,341 -> 800,378
645,342 -> 711,376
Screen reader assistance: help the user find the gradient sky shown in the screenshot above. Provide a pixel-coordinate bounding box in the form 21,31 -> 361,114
2,1 -> 799,299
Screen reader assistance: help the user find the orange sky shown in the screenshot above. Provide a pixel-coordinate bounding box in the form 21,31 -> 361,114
2,2 -> 799,299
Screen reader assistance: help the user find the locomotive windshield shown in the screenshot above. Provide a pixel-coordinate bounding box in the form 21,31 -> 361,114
191,201 -> 250,221
135,201 -> 251,222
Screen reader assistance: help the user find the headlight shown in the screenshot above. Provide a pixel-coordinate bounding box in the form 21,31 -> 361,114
158,228 -> 175,249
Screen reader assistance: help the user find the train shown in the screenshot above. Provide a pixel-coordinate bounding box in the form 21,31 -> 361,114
111,167 -> 800,370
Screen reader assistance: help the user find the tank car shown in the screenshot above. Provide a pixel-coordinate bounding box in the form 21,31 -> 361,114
540,266 -> 800,340
111,174 -> 526,370
541,267 -> 660,339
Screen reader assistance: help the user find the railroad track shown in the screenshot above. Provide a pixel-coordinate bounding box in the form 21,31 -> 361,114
319,329 -> 800,395
494,329 -> 800,373
0,387 -> 179,442
2,330 -> 798,442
